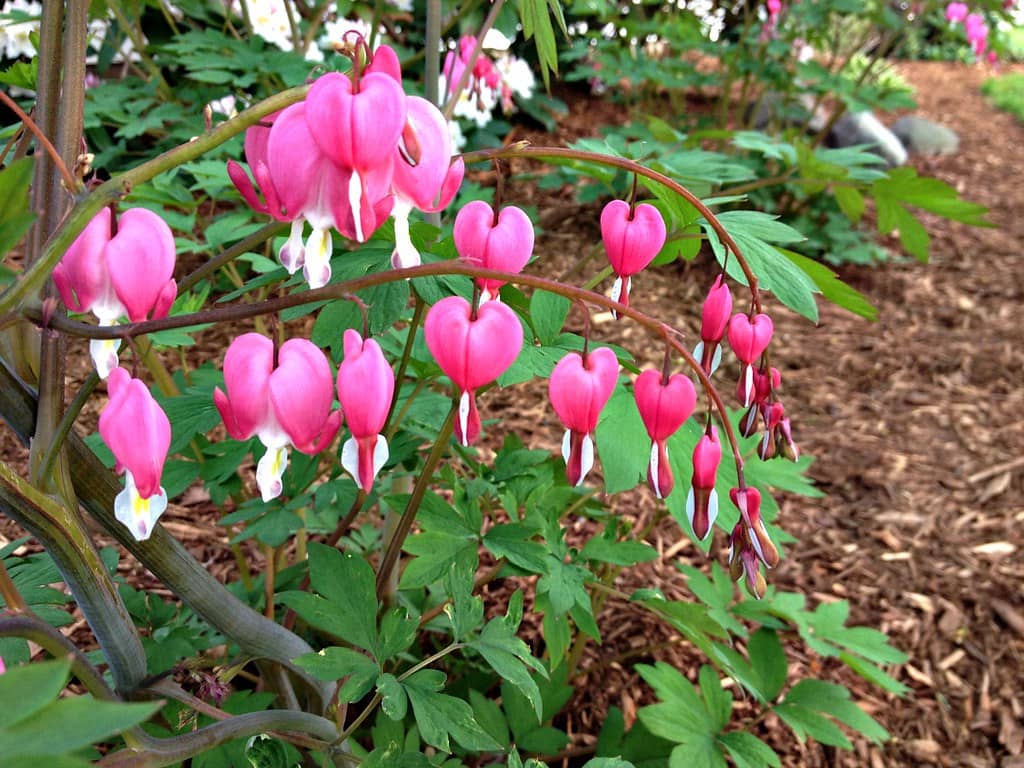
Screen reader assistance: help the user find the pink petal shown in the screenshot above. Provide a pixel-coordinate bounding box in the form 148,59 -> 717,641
106,208 -> 177,322
634,370 -> 696,441
99,367 -> 170,499
216,333 -> 275,440
549,347 -> 619,434
269,338 -> 337,453
600,200 -> 666,277
337,329 -> 395,439
454,201 -> 535,297
53,206 -> 112,313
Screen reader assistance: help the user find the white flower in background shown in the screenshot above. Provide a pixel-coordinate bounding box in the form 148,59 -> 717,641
227,0 -> 321,61
495,53 -> 535,101
208,94 -> 239,118
482,28 -> 513,51
320,16 -> 378,52
447,119 -> 466,151
0,0 -> 42,59
388,0 -> 413,12
441,73 -> 498,128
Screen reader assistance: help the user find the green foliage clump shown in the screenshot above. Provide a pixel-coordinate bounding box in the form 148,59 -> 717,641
982,73 -> 1024,122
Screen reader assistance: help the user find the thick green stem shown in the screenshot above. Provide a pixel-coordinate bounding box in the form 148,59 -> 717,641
0,462 -> 148,692
0,613 -> 116,700
99,710 -> 339,768
375,405 -> 456,600
0,85 -> 310,317
0,359 -> 335,711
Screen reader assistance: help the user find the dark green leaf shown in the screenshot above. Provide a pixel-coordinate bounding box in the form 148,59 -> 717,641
307,543 -> 378,653
748,629 -> 787,701
719,732 -> 780,768
378,673 -> 408,721
292,647 -> 379,702
530,290 -> 570,345
403,670 -> 500,753
0,697 -> 160,757
0,659 -> 71,728
698,665 -> 732,732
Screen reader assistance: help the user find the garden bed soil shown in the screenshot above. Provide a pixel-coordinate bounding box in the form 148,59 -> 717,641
2,60 -> 1022,767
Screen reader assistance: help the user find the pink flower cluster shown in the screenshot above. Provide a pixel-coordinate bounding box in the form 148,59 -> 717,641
228,42 -> 464,287
946,3 -> 992,60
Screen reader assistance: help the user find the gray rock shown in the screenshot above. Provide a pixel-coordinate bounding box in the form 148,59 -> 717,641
892,116 -> 960,156
748,91 -> 829,134
826,110 -> 908,168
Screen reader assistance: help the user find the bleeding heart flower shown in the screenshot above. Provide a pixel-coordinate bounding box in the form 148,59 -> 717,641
686,426 -> 721,540
424,295 -> 523,446
214,334 -> 342,501
454,201 -> 535,302
549,347 -> 619,487
99,367 -> 171,541
693,275 -> 733,375
727,312 -> 774,407
337,329 -> 395,491
738,366 -> 781,436
390,96 -> 465,269
599,199 -> 666,312
634,369 -> 696,499
227,110 -> 287,222
945,2 -> 968,22
728,524 -> 767,599
53,207 -> 177,379
729,486 -> 778,568
305,69 -> 406,243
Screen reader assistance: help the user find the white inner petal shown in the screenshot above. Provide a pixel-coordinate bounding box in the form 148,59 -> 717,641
578,433 -> 594,487
458,390 -> 472,445
113,470 -> 167,542
256,445 -> 289,501
279,219 -> 306,274
303,227 -> 333,289
391,201 -> 420,269
89,337 -> 122,380
348,170 -> 365,242
561,429 -> 572,465
340,436 -> 361,489
649,442 -> 662,499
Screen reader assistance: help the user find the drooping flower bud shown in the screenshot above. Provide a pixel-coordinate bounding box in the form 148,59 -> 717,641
738,366 -> 780,436
337,330 -> 395,491
728,486 -> 779,568
693,275 -> 733,375
600,200 -> 666,313
454,201 -> 535,302
634,369 -> 696,499
99,368 -> 171,541
728,525 -> 767,599
549,347 -> 619,487
424,296 -> 523,446
214,334 -> 342,501
53,207 -> 177,379
686,426 -> 721,540
727,312 -> 774,407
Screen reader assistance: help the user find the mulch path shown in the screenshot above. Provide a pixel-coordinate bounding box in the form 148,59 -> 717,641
2,60 -> 1022,768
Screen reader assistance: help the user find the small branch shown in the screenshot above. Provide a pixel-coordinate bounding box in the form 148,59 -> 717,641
0,89 -> 78,196
178,222 -> 287,294
375,405 -> 456,600
441,0 -> 506,119
36,370 -> 99,485
0,85 -> 310,317
0,613 -> 116,700
0,558 -> 30,613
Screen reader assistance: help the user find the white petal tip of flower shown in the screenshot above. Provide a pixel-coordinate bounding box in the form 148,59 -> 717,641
348,170 -> 365,243
303,228 -> 332,289
577,433 -> 595,487
457,390 -> 472,446
341,437 -> 361,489
561,429 -> 572,465
685,486 -> 696,528
114,471 -> 167,542
256,445 -> 289,502
707,489 -> 719,532
90,338 -> 122,380
649,442 -> 663,499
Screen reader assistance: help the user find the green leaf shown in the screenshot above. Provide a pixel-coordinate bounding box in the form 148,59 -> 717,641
582,758 -> 635,768
0,157 -> 37,260
748,629 -> 787,701
833,186 -> 865,223
470,618 -> 546,720
307,543 -> 378,653
0,697 -> 160,757
537,557 -> 589,616
469,690 -> 510,749
773,703 -> 852,749
377,607 -> 420,663
783,680 -> 889,743
636,663 -> 713,741
668,737 -> 727,768
580,535 -> 658,566
0,659 -> 71,728
779,249 -> 877,321
292,647 -> 379,701
483,524 -> 549,573
377,673 -> 408,721
244,734 -> 292,768
698,665 -> 732,732
530,290 -> 570,345
718,732 -> 780,768
594,388 -> 648,493
402,670 -> 501,753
